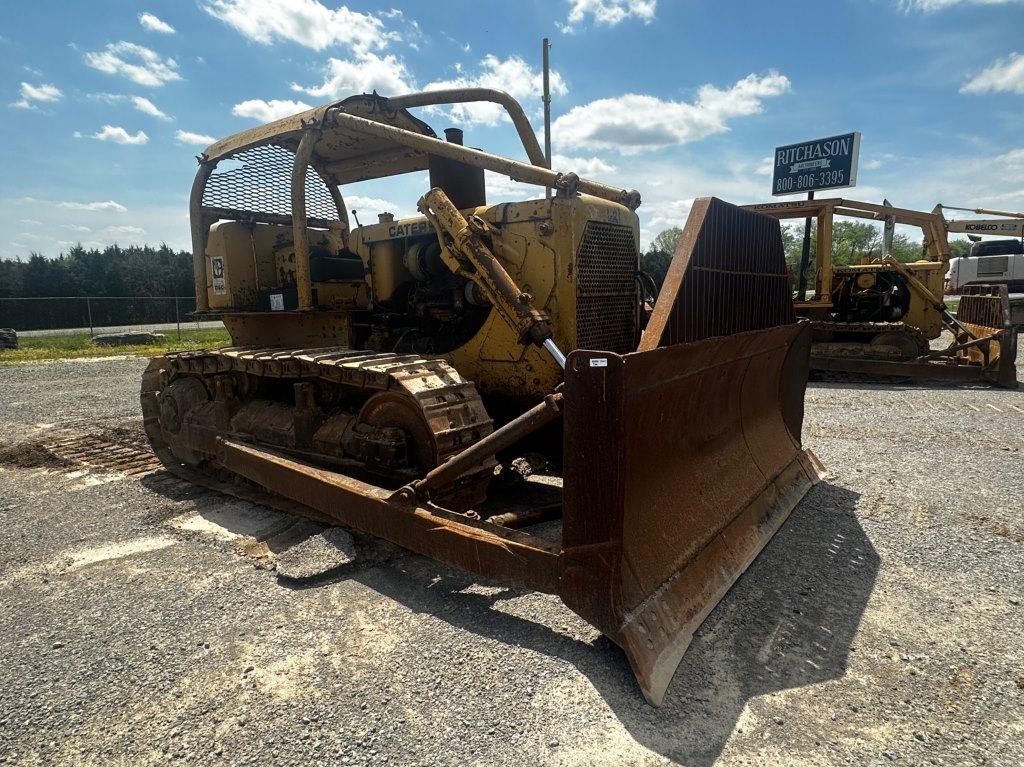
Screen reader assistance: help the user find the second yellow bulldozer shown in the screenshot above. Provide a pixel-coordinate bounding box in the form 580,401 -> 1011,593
142,89 -> 823,705
745,198 -> 1017,387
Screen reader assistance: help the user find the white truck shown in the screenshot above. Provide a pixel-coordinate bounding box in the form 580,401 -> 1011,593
938,205 -> 1024,292
946,238 -> 1024,293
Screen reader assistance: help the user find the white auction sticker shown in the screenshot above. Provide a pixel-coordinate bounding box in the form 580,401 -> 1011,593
589,358 -> 608,368
210,257 -> 226,295
270,293 -> 284,311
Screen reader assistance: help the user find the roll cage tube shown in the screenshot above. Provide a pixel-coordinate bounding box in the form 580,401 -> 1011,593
388,88 -> 548,168
292,128 -> 318,310
324,109 -> 640,210
189,160 -> 216,312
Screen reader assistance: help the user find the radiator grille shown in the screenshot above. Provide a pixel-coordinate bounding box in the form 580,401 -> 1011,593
575,221 -> 638,353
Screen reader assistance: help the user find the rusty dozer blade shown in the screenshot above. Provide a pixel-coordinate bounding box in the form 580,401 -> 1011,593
558,198 -> 824,705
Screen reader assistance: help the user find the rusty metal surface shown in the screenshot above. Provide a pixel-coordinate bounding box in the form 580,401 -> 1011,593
217,437 -> 562,595
201,94 -> 436,168
560,328 -> 822,705
407,393 -> 562,504
222,312 -> 356,347
639,197 -> 795,351
556,196 -> 821,705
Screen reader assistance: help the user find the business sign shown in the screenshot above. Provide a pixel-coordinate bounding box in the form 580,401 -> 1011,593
771,132 -> 861,196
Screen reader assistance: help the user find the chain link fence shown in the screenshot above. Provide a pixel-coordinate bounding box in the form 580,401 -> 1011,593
0,296 -> 220,338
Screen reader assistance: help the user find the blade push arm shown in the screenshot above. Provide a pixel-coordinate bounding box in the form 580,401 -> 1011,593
417,187 -> 567,367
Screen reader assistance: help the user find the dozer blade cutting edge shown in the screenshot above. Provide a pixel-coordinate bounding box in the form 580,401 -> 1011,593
148,197 -> 823,705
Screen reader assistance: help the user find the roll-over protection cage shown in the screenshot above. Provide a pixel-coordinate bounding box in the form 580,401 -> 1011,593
188,89 -> 642,313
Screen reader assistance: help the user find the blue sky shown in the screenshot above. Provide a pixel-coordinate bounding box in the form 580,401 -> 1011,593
2,0 -> 1024,260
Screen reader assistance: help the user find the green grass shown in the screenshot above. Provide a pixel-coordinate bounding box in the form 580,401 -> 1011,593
0,328 -> 232,365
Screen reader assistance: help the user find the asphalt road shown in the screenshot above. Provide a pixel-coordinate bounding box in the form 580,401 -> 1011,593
17,321 -> 224,338
0,354 -> 1021,766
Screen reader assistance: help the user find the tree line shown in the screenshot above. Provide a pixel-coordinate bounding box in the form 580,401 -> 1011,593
641,220 -> 969,289
0,244 -> 194,299
0,244 -> 196,331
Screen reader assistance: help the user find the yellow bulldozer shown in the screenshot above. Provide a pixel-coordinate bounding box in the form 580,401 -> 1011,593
744,198 -> 1018,387
141,89 -> 824,705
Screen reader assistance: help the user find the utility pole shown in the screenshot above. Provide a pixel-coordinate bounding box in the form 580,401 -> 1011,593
797,191 -> 814,301
542,37 -> 552,199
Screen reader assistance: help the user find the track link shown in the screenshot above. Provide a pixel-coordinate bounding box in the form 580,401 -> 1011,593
141,347 -> 494,520
808,320 -> 930,359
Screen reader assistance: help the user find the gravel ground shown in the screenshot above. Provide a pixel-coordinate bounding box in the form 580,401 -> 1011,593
0,353 -> 1021,767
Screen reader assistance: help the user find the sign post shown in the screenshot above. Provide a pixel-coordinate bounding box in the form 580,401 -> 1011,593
771,132 -> 861,300
796,191 -> 814,300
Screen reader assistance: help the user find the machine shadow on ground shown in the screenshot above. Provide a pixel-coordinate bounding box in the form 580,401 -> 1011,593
302,481 -> 877,766
137,468 -> 876,766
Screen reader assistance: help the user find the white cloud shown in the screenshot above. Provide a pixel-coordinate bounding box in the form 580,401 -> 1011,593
485,172 -> 535,202
88,92 -> 172,120
961,51 -> 1024,95
175,129 -> 217,145
999,147 -> 1024,165
861,153 -> 898,171
202,0 -> 388,53
139,12 -> 176,34
442,32 -> 471,53
61,224 -> 92,232
560,0 -> 657,32
550,153 -> 616,176
347,194 -> 401,218
105,225 -> 146,235
423,55 -> 567,126
20,82 -> 62,102
19,219 -> 42,226
292,52 -> 415,100
92,125 -> 149,145
900,0 -> 1023,10
88,92 -> 126,104
231,98 -> 312,122
11,81 -> 63,109
57,200 -> 128,213
85,41 -> 181,87
645,198 -> 695,232
551,71 -> 790,153
132,95 -> 171,120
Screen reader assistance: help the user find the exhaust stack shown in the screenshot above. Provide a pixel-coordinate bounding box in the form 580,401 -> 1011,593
428,127 -> 486,209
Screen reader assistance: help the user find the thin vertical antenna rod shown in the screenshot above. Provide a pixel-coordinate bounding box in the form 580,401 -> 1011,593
542,37 -> 552,199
